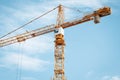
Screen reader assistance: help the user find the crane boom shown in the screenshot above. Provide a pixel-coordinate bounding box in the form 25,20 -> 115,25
0,7 -> 111,47
0,24 -> 55,47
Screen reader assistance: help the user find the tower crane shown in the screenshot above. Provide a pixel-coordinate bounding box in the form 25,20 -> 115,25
0,5 -> 111,80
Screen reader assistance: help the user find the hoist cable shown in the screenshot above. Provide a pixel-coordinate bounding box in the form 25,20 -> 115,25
16,43 -> 24,80
0,6 -> 58,39
16,45 -> 20,80
19,43 -> 23,80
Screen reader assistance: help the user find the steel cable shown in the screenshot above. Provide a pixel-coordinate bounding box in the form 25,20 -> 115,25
0,6 -> 58,39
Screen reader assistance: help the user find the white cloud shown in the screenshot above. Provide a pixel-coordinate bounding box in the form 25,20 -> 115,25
102,76 -> 120,80
86,71 -> 94,77
18,36 -> 53,55
0,53 -> 50,71
52,0 -> 109,9
2,35 -> 54,55
111,76 -> 120,80
22,77 -> 37,80
102,76 -> 111,80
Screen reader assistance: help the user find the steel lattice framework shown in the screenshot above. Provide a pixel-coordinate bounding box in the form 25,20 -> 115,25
53,5 -> 66,80
0,4 -> 111,80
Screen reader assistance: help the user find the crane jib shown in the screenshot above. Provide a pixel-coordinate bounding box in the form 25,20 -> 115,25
0,7 -> 111,47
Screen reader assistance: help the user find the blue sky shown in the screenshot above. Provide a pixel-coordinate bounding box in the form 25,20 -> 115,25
0,0 -> 120,80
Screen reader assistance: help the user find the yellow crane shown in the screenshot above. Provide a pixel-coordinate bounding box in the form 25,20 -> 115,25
0,4 -> 111,80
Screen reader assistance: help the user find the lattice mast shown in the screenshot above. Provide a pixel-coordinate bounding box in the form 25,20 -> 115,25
53,4 -> 66,80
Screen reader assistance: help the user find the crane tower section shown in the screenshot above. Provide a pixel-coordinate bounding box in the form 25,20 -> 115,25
53,5 -> 66,80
